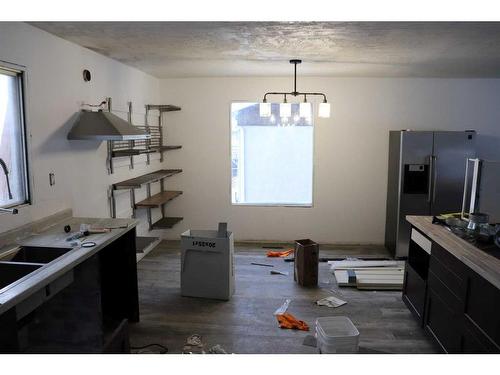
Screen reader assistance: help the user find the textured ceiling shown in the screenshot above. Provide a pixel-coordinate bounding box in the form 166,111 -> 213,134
30,22 -> 500,78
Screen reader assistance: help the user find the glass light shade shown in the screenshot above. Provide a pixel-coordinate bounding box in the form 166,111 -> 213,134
299,102 -> 312,118
259,102 -> 271,117
280,102 -> 291,118
318,102 -> 331,118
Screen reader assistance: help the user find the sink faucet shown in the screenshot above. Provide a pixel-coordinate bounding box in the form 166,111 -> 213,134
0,158 -> 18,214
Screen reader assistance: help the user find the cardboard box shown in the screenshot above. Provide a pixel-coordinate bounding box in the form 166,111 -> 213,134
180,226 -> 234,300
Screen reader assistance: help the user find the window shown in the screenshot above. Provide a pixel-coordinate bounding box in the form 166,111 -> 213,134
231,102 -> 313,206
0,64 -> 30,209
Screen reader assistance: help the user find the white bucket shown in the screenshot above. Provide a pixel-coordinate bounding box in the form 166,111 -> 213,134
315,316 -> 359,353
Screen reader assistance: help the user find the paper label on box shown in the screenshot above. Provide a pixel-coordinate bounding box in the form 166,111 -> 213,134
191,240 -> 216,248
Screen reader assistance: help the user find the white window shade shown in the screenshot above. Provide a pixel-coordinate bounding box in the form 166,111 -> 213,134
231,102 -> 313,206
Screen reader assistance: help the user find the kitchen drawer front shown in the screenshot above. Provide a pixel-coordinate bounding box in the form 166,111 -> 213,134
427,270 -> 463,312
464,269 -> 500,346
16,270 -> 74,321
461,315 -> 500,353
425,288 -> 462,353
429,254 -> 466,302
431,242 -> 467,279
403,263 -> 426,324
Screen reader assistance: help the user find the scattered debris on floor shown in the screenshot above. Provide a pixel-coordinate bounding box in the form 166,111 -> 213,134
251,262 -> 274,267
270,270 -> 289,276
182,334 -> 205,354
330,259 -> 405,290
266,248 -> 293,257
207,344 -> 228,354
182,334 -> 230,354
274,298 -> 291,315
276,312 -> 309,331
315,295 -> 347,308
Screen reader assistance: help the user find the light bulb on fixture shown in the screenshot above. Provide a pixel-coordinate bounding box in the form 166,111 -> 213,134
280,99 -> 291,118
299,102 -> 311,118
259,101 -> 271,117
318,101 -> 331,118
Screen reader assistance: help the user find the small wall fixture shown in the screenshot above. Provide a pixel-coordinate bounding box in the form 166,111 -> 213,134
260,59 -> 330,119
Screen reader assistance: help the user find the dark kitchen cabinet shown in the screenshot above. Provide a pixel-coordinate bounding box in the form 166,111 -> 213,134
425,276 -> 462,353
461,316 -> 500,353
403,264 -> 426,325
0,228 -> 139,353
403,225 -> 500,353
464,269 -> 500,346
402,232 -> 431,326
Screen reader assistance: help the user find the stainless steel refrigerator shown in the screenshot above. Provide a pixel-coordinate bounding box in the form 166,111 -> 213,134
385,130 -> 476,258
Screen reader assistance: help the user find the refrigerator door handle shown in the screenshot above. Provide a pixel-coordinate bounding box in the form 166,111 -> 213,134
432,155 -> 438,204
427,155 -> 434,203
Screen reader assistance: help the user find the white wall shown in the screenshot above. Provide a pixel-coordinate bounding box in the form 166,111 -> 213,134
0,22 -> 162,236
1,23 -> 499,245
159,77 -> 500,244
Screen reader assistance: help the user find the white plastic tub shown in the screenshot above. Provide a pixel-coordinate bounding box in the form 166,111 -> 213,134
315,316 -> 359,353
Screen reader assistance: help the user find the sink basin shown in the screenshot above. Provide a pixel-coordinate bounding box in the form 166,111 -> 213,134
0,246 -> 73,264
0,262 -> 42,291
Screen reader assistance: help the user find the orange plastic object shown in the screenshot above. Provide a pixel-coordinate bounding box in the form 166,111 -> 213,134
266,249 -> 293,257
276,313 -> 309,331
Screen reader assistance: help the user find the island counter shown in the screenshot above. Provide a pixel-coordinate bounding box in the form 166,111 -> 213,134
403,215 -> 500,353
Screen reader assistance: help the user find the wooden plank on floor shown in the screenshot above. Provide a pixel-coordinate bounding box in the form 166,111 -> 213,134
329,260 -> 401,269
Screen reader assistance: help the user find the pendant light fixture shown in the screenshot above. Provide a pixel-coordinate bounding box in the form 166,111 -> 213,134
260,59 -> 330,119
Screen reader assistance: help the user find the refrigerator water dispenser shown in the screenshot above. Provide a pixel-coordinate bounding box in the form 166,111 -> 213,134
403,164 -> 429,194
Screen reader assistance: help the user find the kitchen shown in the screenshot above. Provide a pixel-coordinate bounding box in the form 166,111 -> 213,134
1,2 -> 500,374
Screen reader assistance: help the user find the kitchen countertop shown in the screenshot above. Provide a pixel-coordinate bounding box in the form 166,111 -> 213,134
0,216 -> 137,315
407,215 -> 500,289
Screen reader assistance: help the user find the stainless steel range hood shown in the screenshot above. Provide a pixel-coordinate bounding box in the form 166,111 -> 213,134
67,110 -> 150,141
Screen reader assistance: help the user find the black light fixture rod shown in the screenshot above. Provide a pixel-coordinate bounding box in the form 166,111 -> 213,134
263,91 -> 327,102
290,59 -> 302,96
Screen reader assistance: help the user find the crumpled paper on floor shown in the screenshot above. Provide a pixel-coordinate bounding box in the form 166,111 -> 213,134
316,295 -> 347,308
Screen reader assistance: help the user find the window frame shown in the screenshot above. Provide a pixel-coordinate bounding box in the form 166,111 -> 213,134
0,60 -> 33,211
229,101 -> 315,208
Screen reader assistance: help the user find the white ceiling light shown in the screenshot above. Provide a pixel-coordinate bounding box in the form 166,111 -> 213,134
261,59 -> 330,119
299,101 -> 312,118
280,99 -> 291,118
259,102 -> 271,117
318,102 -> 331,118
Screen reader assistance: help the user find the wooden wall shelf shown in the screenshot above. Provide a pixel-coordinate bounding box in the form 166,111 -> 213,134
113,169 -> 182,190
135,191 -> 183,208
152,217 -> 183,229
111,145 -> 182,158
146,104 -> 181,112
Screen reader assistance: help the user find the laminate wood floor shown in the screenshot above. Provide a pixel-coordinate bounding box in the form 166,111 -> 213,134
129,241 -> 437,354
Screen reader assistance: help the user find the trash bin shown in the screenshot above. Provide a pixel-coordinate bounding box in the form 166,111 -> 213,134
181,223 -> 234,300
294,239 -> 319,286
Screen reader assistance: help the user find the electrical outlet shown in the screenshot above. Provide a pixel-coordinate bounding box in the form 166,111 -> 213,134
49,172 -> 55,186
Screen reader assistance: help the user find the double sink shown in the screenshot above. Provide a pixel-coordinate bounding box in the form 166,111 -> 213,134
0,246 -> 73,293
